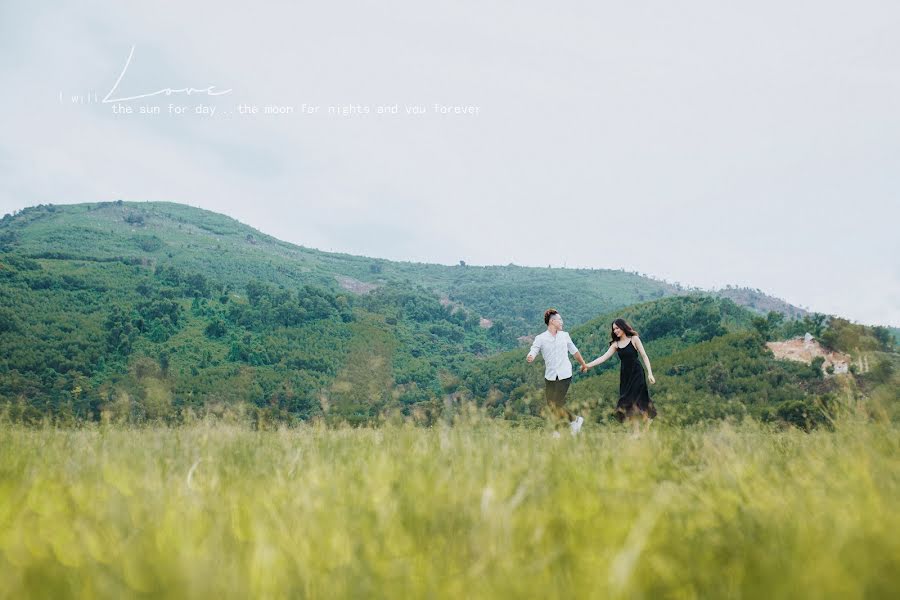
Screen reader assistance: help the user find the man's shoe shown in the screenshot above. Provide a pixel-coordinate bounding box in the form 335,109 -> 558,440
570,416 -> 584,435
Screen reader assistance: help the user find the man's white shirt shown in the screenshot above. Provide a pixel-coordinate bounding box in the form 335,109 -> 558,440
528,330 -> 579,380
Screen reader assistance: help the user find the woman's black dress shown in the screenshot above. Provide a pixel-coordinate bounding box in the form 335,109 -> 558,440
615,338 -> 656,421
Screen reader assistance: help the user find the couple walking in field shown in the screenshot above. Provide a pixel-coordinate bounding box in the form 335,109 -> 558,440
526,309 -> 657,435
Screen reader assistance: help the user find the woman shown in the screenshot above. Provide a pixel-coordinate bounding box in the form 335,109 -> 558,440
585,319 -> 657,430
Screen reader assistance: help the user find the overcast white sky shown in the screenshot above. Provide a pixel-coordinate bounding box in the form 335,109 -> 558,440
1,1 -> 898,325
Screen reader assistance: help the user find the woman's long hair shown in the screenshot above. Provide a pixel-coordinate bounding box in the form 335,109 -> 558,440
610,318 -> 638,344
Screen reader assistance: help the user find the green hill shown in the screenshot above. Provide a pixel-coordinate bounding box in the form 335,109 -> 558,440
0,201 -> 894,426
0,201 -> 682,336
0,201 -> 815,331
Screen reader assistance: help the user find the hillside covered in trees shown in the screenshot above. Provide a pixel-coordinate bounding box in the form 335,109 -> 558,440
0,201 -> 895,427
0,201 -> 681,336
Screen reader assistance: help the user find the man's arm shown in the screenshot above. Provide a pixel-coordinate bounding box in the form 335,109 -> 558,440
567,334 -> 588,372
526,336 -> 542,363
573,351 -> 588,372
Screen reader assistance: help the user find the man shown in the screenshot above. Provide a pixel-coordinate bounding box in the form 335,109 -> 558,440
526,309 -> 587,435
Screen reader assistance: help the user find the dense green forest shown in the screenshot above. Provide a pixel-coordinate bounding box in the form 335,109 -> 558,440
0,201 -> 896,427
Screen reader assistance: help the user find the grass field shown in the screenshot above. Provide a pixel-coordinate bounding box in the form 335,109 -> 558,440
0,413 -> 897,599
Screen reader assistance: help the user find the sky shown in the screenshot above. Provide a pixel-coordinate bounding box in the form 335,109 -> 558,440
1,1 -> 898,326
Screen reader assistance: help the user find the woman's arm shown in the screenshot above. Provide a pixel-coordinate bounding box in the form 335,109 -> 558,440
633,335 -> 656,384
585,343 -> 617,369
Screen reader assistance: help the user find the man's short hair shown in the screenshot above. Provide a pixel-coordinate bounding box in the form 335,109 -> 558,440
544,308 -> 559,325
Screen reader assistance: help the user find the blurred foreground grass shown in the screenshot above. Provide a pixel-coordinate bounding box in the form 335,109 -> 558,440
0,415 -> 897,599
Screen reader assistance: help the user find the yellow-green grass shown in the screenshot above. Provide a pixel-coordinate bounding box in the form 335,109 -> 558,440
0,416 -> 897,599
